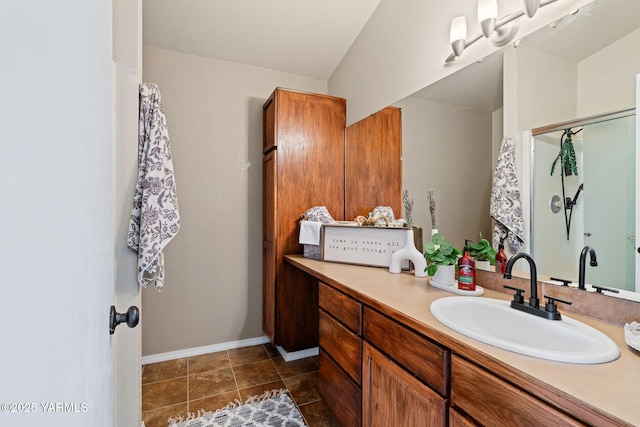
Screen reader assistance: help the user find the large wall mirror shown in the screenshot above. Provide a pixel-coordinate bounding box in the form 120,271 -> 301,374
379,0 -> 640,301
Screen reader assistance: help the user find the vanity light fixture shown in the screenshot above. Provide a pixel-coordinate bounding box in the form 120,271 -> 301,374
446,0 -> 558,63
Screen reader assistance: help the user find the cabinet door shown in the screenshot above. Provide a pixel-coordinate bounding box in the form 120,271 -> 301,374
345,106 -> 402,220
262,151 -> 276,342
362,342 -> 447,427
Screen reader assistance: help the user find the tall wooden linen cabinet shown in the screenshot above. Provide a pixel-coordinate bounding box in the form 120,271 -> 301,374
262,88 -> 346,352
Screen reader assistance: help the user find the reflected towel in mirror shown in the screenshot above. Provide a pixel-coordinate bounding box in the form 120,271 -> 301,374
490,137 -> 524,251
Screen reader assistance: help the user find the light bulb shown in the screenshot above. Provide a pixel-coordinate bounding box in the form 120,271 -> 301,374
478,0 -> 497,37
522,0 -> 541,18
450,16 -> 467,57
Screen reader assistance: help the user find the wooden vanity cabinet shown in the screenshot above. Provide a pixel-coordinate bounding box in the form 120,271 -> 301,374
262,88 -> 346,351
362,307 -> 449,426
363,342 -> 447,427
318,281 -> 362,426
345,106 -> 402,219
451,355 -> 586,427
449,408 -> 479,427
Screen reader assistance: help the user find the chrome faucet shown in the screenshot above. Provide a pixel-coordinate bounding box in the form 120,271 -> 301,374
503,252 -> 571,320
578,246 -> 598,290
504,252 -> 539,309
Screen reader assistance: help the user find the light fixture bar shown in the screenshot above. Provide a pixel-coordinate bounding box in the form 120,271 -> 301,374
445,0 -> 558,63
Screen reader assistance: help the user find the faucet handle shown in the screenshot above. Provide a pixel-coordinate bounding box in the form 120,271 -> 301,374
503,285 -> 525,304
591,284 -> 620,294
550,277 -> 571,286
543,295 -> 572,314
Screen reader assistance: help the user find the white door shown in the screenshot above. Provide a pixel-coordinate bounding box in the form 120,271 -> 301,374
1,1 -> 140,425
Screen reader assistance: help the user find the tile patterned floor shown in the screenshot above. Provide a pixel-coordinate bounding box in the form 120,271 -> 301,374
142,343 -> 339,427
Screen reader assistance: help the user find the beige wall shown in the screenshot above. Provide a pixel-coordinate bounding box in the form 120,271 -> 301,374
142,46 -> 327,356
395,96 -> 493,248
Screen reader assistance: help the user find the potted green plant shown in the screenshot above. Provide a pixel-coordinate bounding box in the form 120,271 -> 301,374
468,233 -> 497,271
424,233 -> 461,284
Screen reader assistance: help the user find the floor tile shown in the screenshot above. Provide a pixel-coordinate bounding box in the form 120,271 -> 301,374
263,343 -> 281,358
189,367 -> 236,400
142,377 -> 187,412
272,356 -> 318,378
142,358 -> 187,384
142,346 -> 337,427
282,372 -> 320,406
188,390 -> 241,414
188,351 -> 230,374
233,359 -> 280,388
298,400 -> 340,427
228,345 -> 270,366
142,402 -> 187,427
238,380 -> 287,403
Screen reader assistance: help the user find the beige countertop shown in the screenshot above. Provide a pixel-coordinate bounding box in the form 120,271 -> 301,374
286,255 -> 640,427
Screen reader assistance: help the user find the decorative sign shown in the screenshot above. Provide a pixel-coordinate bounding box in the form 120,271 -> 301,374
321,224 -> 408,267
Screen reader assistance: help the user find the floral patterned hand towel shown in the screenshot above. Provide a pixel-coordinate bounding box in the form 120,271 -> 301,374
490,137 -> 524,251
127,83 -> 180,291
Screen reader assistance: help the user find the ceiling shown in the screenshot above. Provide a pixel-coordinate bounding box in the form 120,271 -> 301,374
142,0 -> 382,80
411,0 -> 640,112
143,0 -> 639,110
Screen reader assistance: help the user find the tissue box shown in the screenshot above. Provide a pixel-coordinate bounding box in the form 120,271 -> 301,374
321,224 -> 409,267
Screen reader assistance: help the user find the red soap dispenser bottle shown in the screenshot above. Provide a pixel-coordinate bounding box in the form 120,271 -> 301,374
458,240 -> 476,291
495,240 -> 508,274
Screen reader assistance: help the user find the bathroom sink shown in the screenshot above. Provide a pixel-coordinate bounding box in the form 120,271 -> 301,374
429,296 -> 620,364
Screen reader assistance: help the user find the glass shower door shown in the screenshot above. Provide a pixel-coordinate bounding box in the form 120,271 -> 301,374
583,115 -> 636,291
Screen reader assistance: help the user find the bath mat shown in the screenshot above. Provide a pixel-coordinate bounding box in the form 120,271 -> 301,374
168,389 -> 306,427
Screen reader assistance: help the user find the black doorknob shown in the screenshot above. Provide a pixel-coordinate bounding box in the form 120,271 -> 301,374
109,305 -> 140,335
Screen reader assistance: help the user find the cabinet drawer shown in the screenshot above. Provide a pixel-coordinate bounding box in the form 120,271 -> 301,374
319,309 -> 362,384
319,349 -> 361,427
319,281 -> 362,334
363,307 -> 449,396
451,355 -> 585,427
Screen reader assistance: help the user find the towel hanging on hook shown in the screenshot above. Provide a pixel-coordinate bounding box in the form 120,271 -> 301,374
127,83 -> 180,291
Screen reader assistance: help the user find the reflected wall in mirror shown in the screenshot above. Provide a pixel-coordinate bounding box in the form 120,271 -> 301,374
532,110 -> 637,293
393,93 -> 495,248
383,0 -> 640,300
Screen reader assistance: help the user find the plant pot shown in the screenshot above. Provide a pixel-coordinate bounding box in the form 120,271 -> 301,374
431,264 -> 455,286
475,260 -> 491,271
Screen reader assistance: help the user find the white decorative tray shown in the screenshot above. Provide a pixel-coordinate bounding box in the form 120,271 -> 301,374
428,279 -> 484,296
624,321 -> 640,352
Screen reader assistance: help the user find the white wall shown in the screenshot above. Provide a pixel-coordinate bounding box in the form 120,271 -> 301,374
578,28 -> 640,117
142,47 -> 327,356
504,44 -> 578,271
329,0 -> 592,125
395,96 -> 493,248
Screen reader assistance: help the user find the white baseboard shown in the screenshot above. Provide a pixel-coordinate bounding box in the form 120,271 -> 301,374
276,345 -> 319,362
141,335 -> 271,365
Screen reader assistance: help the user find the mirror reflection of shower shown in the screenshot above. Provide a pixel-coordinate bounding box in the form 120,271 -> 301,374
532,109 -> 636,293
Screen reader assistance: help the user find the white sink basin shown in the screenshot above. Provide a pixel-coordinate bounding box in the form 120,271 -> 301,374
430,296 -> 620,364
